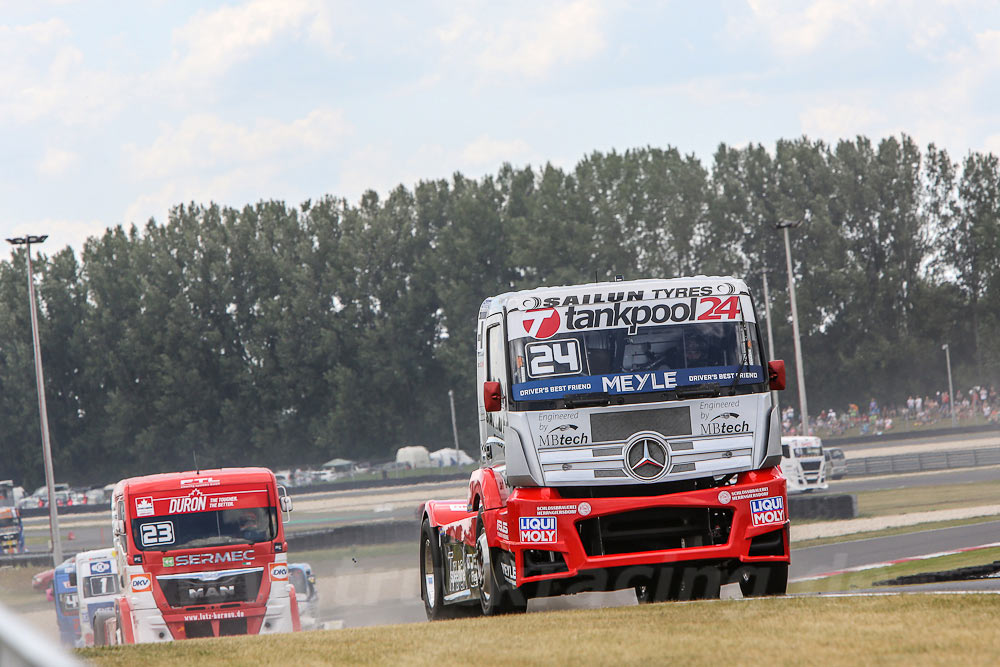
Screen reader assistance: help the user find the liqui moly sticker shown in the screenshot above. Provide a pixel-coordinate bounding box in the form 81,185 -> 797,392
270,563 -> 289,581
750,496 -> 785,526
130,573 -> 152,592
519,516 -> 557,543
135,497 -> 154,517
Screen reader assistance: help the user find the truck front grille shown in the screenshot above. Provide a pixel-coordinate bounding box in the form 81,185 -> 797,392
158,569 -> 263,608
577,507 -> 733,556
801,461 -> 822,471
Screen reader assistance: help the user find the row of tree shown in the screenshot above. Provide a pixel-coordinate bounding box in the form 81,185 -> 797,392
1,134 -> 998,488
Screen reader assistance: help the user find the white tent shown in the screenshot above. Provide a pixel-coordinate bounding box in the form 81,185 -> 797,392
396,445 -> 432,469
429,448 -> 474,467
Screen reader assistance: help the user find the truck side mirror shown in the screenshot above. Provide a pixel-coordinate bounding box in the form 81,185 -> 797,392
279,495 -> 293,513
113,519 -> 125,537
483,381 -> 502,412
768,360 -> 786,391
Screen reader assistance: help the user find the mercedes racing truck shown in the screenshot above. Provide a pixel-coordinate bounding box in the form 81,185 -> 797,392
420,277 -> 790,617
105,467 -> 299,643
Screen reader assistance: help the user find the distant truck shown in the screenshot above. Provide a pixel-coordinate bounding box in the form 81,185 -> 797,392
781,436 -> 829,493
102,467 -> 299,644
419,277 -> 790,617
52,557 -> 80,646
288,562 -> 320,630
75,548 -> 120,647
0,506 -> 24,554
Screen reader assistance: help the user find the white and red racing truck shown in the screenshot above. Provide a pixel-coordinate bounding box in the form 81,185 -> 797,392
100,467 -> 299,643
420,277 -> 790,617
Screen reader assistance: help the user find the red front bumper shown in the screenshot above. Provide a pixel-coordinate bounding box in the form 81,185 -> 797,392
487,467 -> 788,587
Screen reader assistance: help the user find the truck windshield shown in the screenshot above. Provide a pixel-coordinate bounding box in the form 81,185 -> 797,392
795,446 -> 823,457
0,517 -> 18,529
131,506 -> 278,551
509,316 -> 764,409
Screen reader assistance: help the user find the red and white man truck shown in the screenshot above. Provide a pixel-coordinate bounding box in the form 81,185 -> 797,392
420,277 -> 790,617
101,467 -> 299,642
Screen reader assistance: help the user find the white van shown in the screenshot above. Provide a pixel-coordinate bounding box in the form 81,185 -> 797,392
780,436 -> 828,493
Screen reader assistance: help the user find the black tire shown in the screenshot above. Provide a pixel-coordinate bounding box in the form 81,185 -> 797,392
476,510 -> 527,615
92,608 -> 115,646
420,519 -> 479,620
738,563 -> 788,597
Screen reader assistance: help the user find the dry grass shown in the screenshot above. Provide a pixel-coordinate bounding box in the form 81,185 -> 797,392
789,547 -> 1000,594
792,516 -> 999,549
856,479 -> 1000,518
0,564 -> 52,608
78,595 -> 1000,666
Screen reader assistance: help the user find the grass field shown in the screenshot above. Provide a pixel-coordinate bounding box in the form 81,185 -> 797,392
77,594 -> 1000,666
789,546 -> 1000,594
854,479 -> 1000,518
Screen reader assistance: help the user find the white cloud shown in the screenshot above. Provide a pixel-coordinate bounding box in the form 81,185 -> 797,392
166,0 -> 341,83
461,135 -> 533,167
37,147 -> 78,176
0,19 -> 127,124
438,0 -> 608,80
124,108 -> 352,180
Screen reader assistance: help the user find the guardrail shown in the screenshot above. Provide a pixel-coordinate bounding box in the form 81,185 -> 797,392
0,600 -> 82,666
845,446 -> 1000,477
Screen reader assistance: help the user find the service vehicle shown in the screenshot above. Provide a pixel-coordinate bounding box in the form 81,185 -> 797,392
780,436 -> 828,492
825,447 -> 847,480
0,506 -> 25,554
74,548 -> 120,647
101,467 -> 299,644
288,562 -> 320,630
419,276 -> 790,617
52,557 -> 80,646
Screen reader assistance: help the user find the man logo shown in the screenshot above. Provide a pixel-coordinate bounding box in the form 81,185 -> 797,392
521,308 -> 561,339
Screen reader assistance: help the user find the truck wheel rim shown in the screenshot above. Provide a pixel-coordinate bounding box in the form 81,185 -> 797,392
423,537 -> 436,608
477,531 -> 493,605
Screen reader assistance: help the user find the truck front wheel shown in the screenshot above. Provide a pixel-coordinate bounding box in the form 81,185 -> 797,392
92,609 -> 115,646
476,511 -> 527,616
738,563 -> 788,597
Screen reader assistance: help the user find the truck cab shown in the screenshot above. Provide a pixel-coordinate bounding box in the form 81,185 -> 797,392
781,436 -> 829,492
106,467 -> 299,643
420,277 -> 790,617
0,506 -> 24,554
52,557 -> 80,646
75,548 -> 120,647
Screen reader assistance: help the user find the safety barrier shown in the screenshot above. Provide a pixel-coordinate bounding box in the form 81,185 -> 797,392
0,600 -> 82,666
788,493 -> 857,520
845,446 -> 1000,477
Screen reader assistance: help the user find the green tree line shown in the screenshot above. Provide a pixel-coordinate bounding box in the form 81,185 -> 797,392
2,134 -> 997,488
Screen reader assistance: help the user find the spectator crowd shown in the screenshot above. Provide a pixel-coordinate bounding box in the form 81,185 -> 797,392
780,385 -> 1000,438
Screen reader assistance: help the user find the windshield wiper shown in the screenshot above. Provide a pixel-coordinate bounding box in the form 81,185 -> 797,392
676,382 -> 721,399
563,393 -> 611,409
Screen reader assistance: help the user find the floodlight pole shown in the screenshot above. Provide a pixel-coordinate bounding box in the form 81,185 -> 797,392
777,220 -> 810,437
942,344 -> 957,427
448,389 -> 461,461
6,235 -> 62,566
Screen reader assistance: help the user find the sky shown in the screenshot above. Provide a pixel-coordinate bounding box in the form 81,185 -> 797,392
3,0 -> 1000,256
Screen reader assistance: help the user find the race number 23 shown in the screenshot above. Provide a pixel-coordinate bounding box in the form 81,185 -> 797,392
140,521 -> 175,547
526,340 -> 582,377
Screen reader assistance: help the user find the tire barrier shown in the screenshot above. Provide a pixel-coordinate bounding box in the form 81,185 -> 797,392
875,560 -> 1000,586
845,446 -> 1000,478
788,493 -> 857,520
19,504 -> 110,519
0,552 -> 69,568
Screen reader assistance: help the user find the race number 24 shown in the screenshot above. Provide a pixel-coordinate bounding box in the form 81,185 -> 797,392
526,340 -> 582,377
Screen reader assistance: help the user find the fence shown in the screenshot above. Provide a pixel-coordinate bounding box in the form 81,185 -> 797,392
845,446 -> 1000,477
